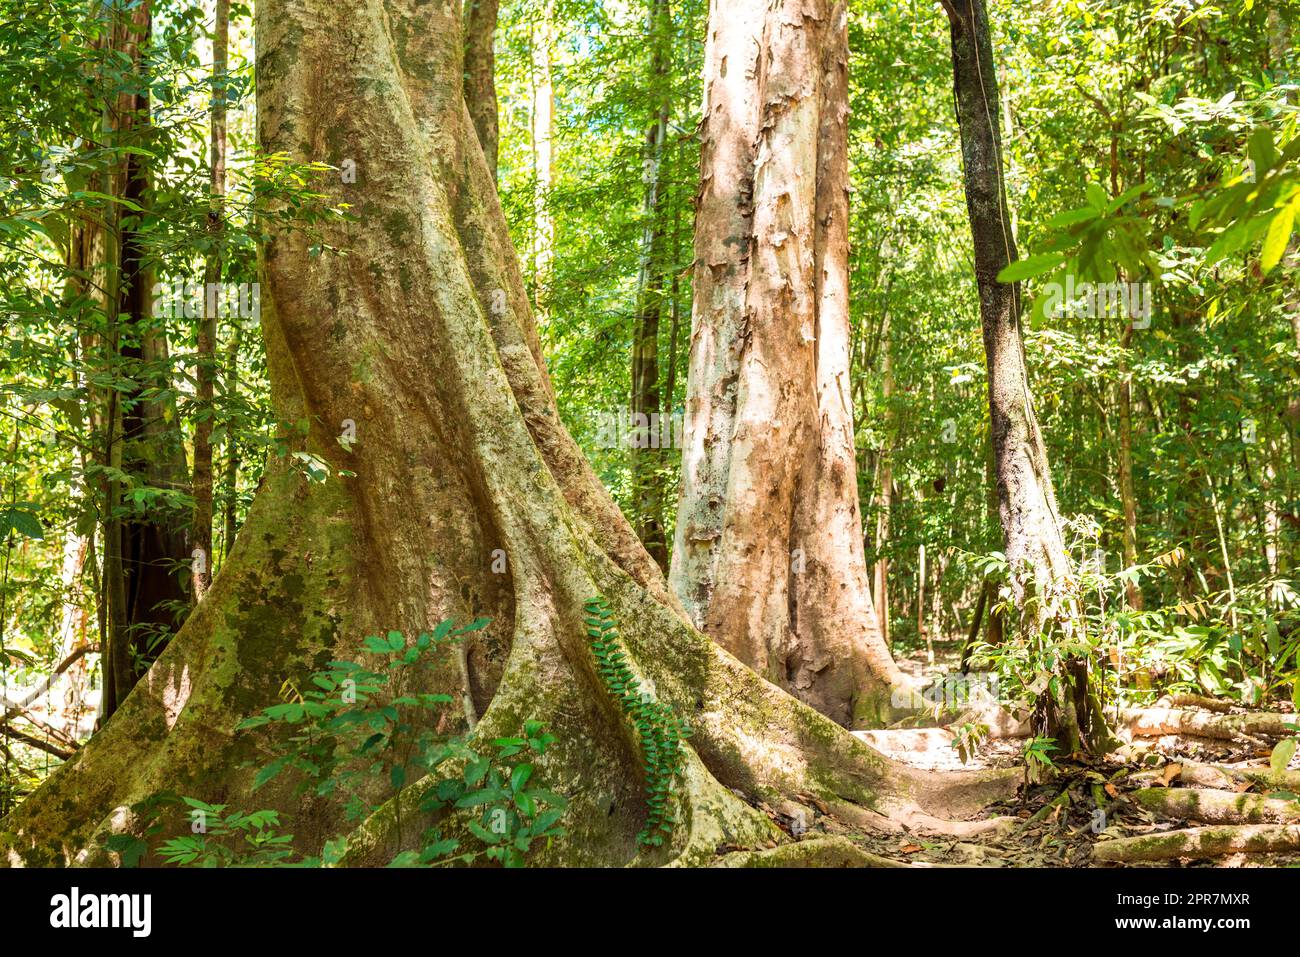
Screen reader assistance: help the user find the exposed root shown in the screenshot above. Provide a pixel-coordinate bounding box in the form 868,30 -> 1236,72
1153,693 -> 1235,713
1131,787 -> 1300,825
1131,760 -> 1300,792
890,809 -> 1018,838
1119,707 -> 1295,742
819,795 -> 1016,838
712,836 -> 909,868
1094,824 -> 1300,862
853,728 -> 955,756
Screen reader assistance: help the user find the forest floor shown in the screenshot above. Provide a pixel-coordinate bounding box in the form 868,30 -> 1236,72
761,638 -> 1300,868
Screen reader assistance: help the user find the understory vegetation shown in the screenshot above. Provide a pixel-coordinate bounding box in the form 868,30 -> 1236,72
1,0 -> 1300,868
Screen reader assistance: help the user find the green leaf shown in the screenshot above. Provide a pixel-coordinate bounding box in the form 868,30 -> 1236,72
455,788 -> 502,809
997,253 -> 1067,283
1248,126 -> 1279,177
0,504 -> 44,540
253,757 -> 288,791
1270,738 -> 1297,775
514,789 -> 537,817
1260,197 -> 1298,275
467,819 -> 501,844
464,756 -> 490,787
420,838 -> 459,861
510,763 -> 533,793
1045,205 -> 1100,229
104,834 -> 149,868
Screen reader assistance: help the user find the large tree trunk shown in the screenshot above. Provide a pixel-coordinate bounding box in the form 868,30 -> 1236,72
943,0 -> 1106,754
670,0 -> 910,727
0,0 -> 1008,868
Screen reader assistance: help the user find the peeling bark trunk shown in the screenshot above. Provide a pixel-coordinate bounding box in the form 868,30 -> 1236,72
670,0 -> 909,728
0,0 -> 1009,868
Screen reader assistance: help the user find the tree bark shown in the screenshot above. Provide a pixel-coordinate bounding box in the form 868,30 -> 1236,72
0,0 -> 1009,867
942,0 -> 1103,753
629,0 -> 674,569
192,0 -> 230,603
873,308 -> 893,648
1117,325 -> 1142,608
529,3 -> 554,317
220,320 -> 243,562
670,0 -> 910,728
462,0 -> 499,178
100,0 -> 192,720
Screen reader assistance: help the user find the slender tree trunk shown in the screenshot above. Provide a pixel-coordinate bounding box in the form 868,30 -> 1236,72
943,0 -> 1105,753
671,0 -> 910,726
220,321 -> 243,562
52,235 -> 96,728
530,3 -> 554,317
2,0 -> 1008,867
192,0 -> 229,603
629,0 -> 673,569
917,542 -> 929,663
874,309 -> 893,648
462,0 -> 499,177
101,1 -> 192,720
1117,325 -> 1142,608
663,192 -> 684,413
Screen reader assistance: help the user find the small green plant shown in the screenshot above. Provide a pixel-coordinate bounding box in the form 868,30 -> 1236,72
399,723 -> 566,868
950,721 -> 989,764
237,618 -> 490,823
1271,725 -> 1298,778
105,618 -> 566,867
1022,735 -> 1059,783
584,595 -> 689,848
154,799 -> 297,867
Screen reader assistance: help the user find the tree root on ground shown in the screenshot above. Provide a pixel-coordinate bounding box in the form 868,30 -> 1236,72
817,795 -> 1017,838
1131,787 -> 1300,825
712,836 -> 912,868
1118,706 -> 1294,742
1130,760 -> 1300,792
1094,824 -> 1300,862
1152,693 -> 1235,713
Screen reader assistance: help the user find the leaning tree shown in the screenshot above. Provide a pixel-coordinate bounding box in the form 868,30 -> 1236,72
0,0 -> 1010,867
942,0 -> 1109,753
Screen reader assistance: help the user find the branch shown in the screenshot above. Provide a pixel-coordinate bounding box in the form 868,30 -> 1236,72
0,724 -> 74,761
2,644 -> 97,717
